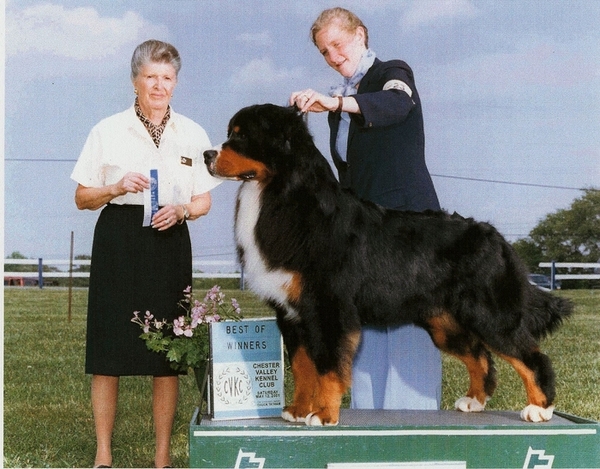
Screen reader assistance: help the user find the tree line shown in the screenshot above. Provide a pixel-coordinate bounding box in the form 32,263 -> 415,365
512,189 -> 600,288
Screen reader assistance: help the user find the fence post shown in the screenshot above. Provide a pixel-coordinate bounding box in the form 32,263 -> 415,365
38,258 -> 44,289
240,265 -> 245,291
68,231 -> 74,322
550,260 -> 556,291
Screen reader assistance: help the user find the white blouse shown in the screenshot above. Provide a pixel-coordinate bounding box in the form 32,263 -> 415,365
71,106 -> 221,206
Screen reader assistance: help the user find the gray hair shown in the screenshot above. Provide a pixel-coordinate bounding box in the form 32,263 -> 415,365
130,40 -> 181,80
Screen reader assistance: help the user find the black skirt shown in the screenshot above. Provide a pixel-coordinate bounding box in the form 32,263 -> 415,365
85,204 -> 191,376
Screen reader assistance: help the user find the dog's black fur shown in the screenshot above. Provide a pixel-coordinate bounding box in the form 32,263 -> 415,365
204,104 -> 572,426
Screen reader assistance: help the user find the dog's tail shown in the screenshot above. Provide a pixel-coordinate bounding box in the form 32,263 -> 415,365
526,286 -> 573,339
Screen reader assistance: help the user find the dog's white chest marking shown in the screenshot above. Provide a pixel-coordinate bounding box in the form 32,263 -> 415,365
235,182 -> 299,320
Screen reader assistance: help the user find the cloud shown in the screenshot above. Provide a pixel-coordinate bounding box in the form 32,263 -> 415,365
236,31 -> 273,48
401,0 -> 478,32
229,57 -> 302,89
6,3 -> 169,76
448,41 -> 598,92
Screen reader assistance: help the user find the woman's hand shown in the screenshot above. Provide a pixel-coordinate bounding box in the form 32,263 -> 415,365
115,172 -> 150,195
290,89 -> 360,115
152,193 -> 212,231
290,89 -> 337,114
75,172 -> 150,211
152,205 -> 180,231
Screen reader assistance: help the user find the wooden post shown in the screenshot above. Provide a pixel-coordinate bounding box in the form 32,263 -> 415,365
38,258 -> 44,289
68,231 -> 74,322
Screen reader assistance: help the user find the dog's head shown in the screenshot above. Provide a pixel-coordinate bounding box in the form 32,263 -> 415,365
204,104 -> 317,183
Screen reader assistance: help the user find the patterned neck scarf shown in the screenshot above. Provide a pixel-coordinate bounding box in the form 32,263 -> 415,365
329,48 -> 376,97
134,98 -> 171,148
330,49 -> 376,162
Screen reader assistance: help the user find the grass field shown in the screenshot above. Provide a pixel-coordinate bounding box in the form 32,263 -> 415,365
3,287 -> 599,468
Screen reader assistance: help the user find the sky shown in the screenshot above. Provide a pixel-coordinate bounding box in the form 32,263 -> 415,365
4,0 -> 600,271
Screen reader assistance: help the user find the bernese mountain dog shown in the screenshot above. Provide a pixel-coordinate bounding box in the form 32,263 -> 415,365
204,103 -> 572,426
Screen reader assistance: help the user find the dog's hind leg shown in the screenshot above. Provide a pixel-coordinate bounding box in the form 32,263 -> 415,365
425,313 -> 497,413
452,347 -> 496,413
498,350 -> 556,422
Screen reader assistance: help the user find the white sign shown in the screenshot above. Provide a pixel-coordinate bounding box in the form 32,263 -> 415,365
209,318 -> 284,420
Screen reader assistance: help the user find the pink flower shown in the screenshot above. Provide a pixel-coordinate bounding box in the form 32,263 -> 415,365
205,285 -> 224,305
173,316 -> 186,336
231,299 -> 241,315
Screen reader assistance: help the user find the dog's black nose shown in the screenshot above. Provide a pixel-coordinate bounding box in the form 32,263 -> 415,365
204,149 -> 218,165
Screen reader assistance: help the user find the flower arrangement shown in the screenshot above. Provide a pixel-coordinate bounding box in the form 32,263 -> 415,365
131,285 -> 242,372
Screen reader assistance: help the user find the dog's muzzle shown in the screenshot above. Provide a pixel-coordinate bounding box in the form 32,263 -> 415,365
204,149 -> 218,174
204,149 -> 218,165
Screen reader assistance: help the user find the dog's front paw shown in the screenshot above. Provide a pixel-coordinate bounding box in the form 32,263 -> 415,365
521,404 -> 554,422
281,409 -> 304,423
455,396 -> 487,413
305,411 -> 339,427
282,405 -> 310,423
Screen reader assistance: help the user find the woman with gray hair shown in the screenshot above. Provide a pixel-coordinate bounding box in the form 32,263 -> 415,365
71,40 -> 220,468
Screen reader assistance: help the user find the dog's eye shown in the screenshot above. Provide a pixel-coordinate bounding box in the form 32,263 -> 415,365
227,125 -> 246,140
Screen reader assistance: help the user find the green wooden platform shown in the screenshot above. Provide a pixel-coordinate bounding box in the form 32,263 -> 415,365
189,408 -> 599,468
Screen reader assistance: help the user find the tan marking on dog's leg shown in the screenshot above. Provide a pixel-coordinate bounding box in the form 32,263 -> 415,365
339,330 -> 361,387
498,353 -> 555,422
427,313 -> 494,411
306,331 -> 361,426
306,371 -> 347,426
426,312 -> 458,349
456,353 -> 491,410
284,272 -> 303,304
498,353 -> 547,408
427,312 -> 473,355
282,346 -> 317,422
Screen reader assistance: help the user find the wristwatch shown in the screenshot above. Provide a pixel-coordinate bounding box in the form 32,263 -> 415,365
179,205 -> 190,224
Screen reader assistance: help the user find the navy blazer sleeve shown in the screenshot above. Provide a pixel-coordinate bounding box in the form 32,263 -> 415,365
328,59 -> 440,212
352,60 -> 418,129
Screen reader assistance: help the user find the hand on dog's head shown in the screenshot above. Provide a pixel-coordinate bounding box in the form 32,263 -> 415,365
290,103 -> 309,123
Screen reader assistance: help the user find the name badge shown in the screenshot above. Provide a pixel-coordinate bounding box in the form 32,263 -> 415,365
181,156 -> 192,167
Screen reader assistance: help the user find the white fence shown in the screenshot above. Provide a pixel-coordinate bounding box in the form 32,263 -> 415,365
7,259 -> 598,289
538,262 -> 600,280
4,258 -> 242,283
538,262 -> 600,290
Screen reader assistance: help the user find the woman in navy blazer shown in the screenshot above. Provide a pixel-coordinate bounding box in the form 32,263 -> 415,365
291,7 -> 442,410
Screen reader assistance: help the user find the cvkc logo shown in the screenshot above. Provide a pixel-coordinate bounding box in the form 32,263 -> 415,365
214,365 -> 252,405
